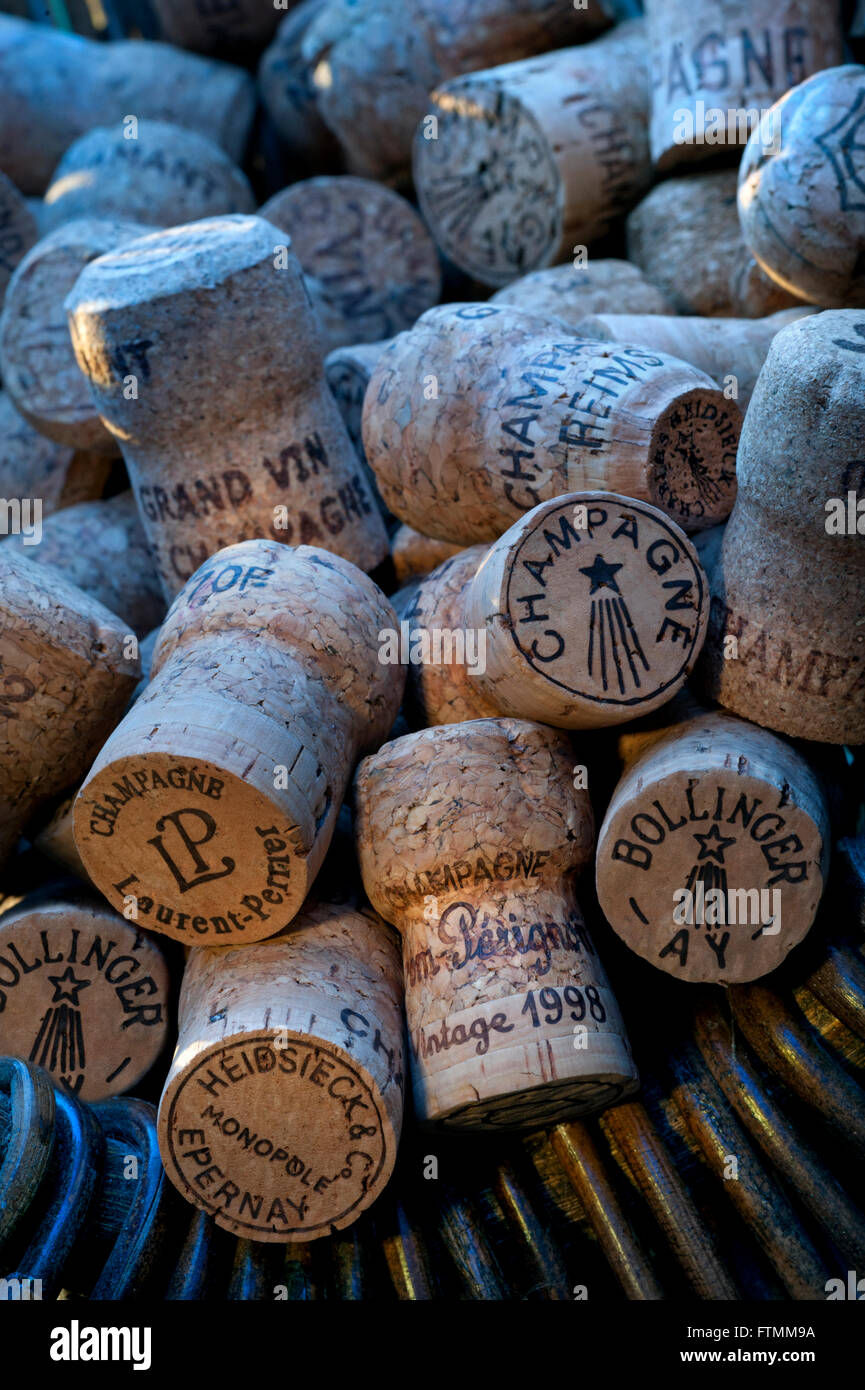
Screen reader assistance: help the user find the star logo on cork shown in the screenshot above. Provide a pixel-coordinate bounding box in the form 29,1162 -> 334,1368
815,89 -> 865,213
581,552 -> 649,697
691,825 -> 736,864
47,966 -> 91,1005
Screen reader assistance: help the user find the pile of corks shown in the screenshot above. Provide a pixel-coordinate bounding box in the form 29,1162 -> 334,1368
0,0 -> 862,1246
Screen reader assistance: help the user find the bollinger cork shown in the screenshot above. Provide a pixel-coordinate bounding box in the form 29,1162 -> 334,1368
354,718 -> 639,1129
151,0 -> 281,56
627,171 -> 804,318
0,217 -> 150,454
0,390 -> 114,517
157,900 -> 404,1242
577,308 -> 815,412
0,169 -> 36,310
258,4 -> 342,176
413,22 -> 651,289
696,311 -> 865,745
644,0 -> 842,172
391,525 -> 462,586
0,550 -> 139,869
396,495 -> 710,731
42,121 -> 255,234
65,215 -> 389,600
0,889 -> 170,1102
738,66 -> 865,310
2,492 -> 165,639
363,304 -> 741,544
260,177 -> 441,352
0,14 -> 255,194
302,0 -> 610,185
596,707 -> 830,985
72,540 -> 405,947
491,259 -> 674,326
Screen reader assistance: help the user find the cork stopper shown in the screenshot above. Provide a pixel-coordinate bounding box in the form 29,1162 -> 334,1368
324,337 -> 392,465
0,390 -> 113,516
0,217 -> 150,453
0,14 -> 255,194
491,259 -> 674,325
0,890 -> 170,1101
413,23 -> 650,288
363,304 -> 741,542
354,718 -> 639,1128
391,524 -> 462,584
577,309 -> 815,411
151,0 -> 281,56
596,711 -> 830,984
738,66 -> 865,309
157,900 -> 404,1242
0,169 -> 36,308
2,491 -> 165,638
696,311 -> 865,744
42,120 -> 255,233
627,171 -> 803,318
258,4 -> 342,173
645,0 -> 842,172
65,215 -> 389,599
260,177 -> 441,352
302,0 -> 607,185
72,539 -> 405,945
0,550 -> 139,867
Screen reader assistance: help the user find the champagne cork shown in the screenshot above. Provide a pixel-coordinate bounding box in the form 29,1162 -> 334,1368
72,539 -> 404,945
627,171 -> 804,318
696,312 -> 865,745
363,304 -> 741,543
0,217 -> 150,454
576,308 -> 814,411
259,178 -> 441,352
738,66 -> 865,310
258,3 -> 342,174
0,14 -> 255,194
645,0 -> 842,172
3,492 -> 165,638
0,550 -> 139,868
0,168 -> 36,309
0,390 -> 113,517
354,718 -> 639,1129
324,338 -> 392,461
596,710 -> 830,984
42,121 -> 255,233
397,494 -> 710,730
413,23 -> 651,289
65,215 -> 389,600
391,525 -> 462,585
490,259 -> 674,326
152,0 -> 281,56
302,0 -> 609,185
0,890 -> 170,1101
157,901 -> 404,1242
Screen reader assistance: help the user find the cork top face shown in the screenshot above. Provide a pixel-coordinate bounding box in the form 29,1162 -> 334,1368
469,493 -> 709,723
0,895 -> 169,1100
354,718 -> 595,922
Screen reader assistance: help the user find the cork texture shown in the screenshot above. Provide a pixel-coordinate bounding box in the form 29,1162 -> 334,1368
363,304 -> 741,543
645,0 -> 842,170
391,524 -> 462,585
157,901 -> 404,1241
260,178 -> 441,352
42,120 -> 255,232
696,311 -> 865,744
491,259 -> 674,326
73,539 -> 404,945
355,718 -> 639,1128
0,168 -> 36,309
0,889 -> 170,1101
65,214 -> 389,599
0,14 -> 255,193
596,710 -> 830,984
627,171 -> 804,318
0,216 -> 150,453
738,65 -> 865,309
258,3 -> 342,172
0,390 -> 112,516
413,23 -> 650,288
